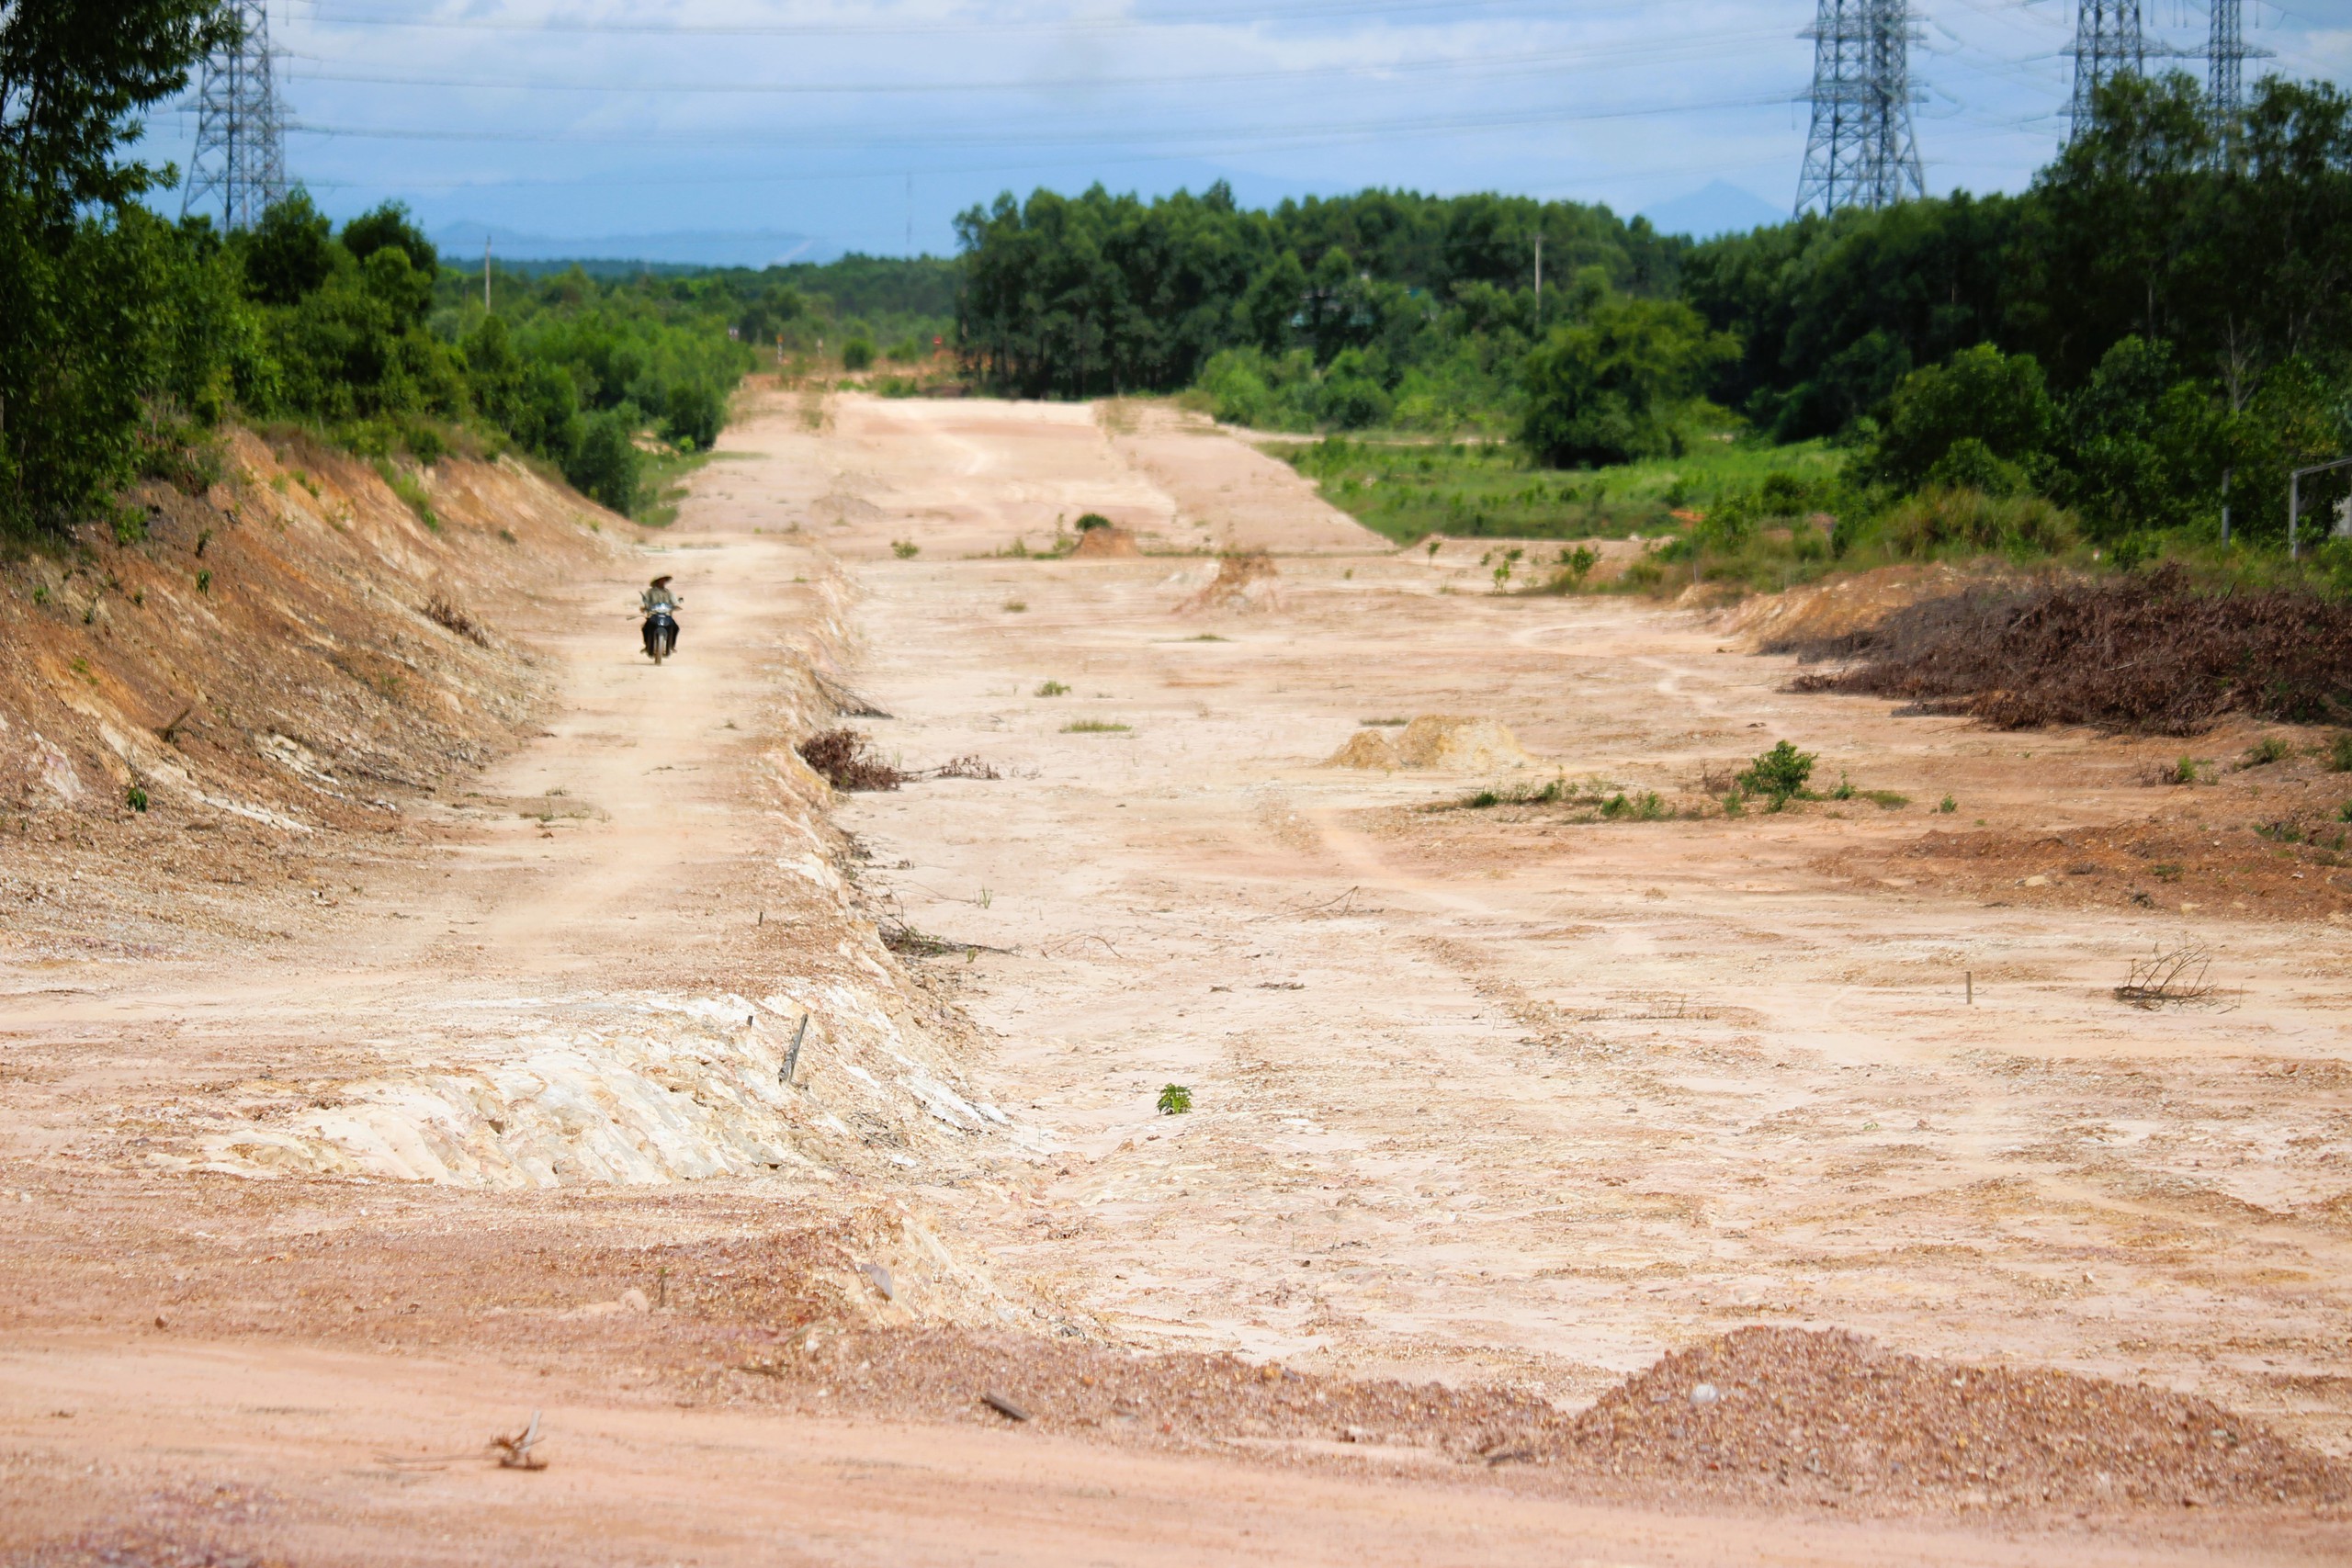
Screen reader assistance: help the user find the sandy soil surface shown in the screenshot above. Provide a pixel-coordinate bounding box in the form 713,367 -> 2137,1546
3,390 -> 2348,1565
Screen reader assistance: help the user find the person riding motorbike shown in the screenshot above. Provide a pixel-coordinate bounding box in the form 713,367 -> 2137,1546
639,574 -> 682,661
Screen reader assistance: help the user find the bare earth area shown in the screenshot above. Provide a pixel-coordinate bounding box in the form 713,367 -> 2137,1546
2,390 -> 2349,1565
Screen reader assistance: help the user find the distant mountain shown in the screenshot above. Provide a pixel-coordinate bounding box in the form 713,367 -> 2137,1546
432,223 -> 842,270
1638,180 -> 1786,241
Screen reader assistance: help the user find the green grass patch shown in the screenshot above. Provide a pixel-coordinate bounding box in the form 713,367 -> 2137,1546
1062,719 -> 1130,733
372,457 -> 440,532
1281,434 -> 1841,547
636,445 -> 718,528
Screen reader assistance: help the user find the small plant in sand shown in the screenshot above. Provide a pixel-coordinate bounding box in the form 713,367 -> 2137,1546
1490,546 -> 1523,592
1003,599 -> 1027,613
125,784 -> 148,813
1939,795 -> 1958,813
890,539 -> 920,558
1062,719 -> 1130,734
2241,736 -> 2290,768
1735,740 -> 1815,810
1157,1083 -> 1193,1115
1035,680 -> 1069,696
2330,734 -> 2352,773
1075,513 -> 1113,532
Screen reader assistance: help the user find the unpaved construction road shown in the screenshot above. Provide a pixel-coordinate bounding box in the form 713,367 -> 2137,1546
3,390 -> 2349,1566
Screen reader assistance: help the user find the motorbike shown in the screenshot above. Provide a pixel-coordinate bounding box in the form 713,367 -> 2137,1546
641,604 -> 679,664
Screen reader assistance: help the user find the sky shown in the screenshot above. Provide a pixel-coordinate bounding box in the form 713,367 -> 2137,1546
146,0 -> 2352,260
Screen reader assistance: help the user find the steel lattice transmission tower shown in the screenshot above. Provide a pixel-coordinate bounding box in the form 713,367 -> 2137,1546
2204,0 -> 2269,159
182,0 -> 289,231
2067,0 -> 2146,140
1794,0 -> 1927,217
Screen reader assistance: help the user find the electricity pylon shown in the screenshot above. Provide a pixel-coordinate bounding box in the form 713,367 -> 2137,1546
182,0 -> 289,231
1795,0 -> 1927,216
2204,0 -> 2269,161
2068,0 -> 2146,140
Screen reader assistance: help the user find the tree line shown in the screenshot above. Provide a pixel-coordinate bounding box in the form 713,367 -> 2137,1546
956,73 -> 2352,552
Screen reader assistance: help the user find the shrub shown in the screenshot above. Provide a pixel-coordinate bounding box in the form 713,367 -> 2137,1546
2242,736 -> 2290,767
1157,1083 -> 1193,1115
2331,734 -> 2352,773
891,539 -> 920,558
1035,680 -> 1069,696
841,338 -> 876,371
1736,740 -> 1815,806
1074,513 -> 1111,531
1062,719 -> 1130,733
125,784 -> 148,813
1880,487 -> 2076,558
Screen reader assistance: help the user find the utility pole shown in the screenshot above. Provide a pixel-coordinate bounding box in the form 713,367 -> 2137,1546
2068,0 -> 2146,141
182,0 -> 289,231
1532,232 -> 1543,330
1795,0 -> 1926,215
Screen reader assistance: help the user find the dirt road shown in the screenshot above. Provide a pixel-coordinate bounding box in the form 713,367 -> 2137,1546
3,390 -> 2348,1565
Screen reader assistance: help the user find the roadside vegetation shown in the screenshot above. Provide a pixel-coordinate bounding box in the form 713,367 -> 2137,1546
0,5 -> 954,544
956,72 -> 2352,602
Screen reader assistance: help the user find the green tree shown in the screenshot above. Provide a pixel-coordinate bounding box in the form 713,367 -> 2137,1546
1520,275 -> 1737,467
339,200 -> 437,276
236,187 -> 335,306
1866,344 -> 2055,492
0,0 -> 238,536
567,410 -> 639,513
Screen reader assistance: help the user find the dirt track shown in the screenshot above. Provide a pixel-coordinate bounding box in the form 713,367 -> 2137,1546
3,390 -> 2350,1565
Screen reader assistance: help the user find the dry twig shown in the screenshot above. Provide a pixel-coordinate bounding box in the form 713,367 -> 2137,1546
492,1410 -> 547,1470
2115,942 -> 2222,1009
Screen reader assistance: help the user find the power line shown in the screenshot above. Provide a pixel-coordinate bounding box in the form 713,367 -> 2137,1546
282,0 -> 1554,39
274,32 -> 1792,99
183,0 -> 291,230
1796,0 -> 1927,214
254,95 -> 1792,154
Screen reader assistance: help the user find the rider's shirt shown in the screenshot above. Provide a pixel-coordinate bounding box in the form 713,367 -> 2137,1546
640,587 -> 680,613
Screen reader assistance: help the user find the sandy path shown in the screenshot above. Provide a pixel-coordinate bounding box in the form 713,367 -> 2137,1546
3,391 -> 2348,1564
813,398 -> 2352,1443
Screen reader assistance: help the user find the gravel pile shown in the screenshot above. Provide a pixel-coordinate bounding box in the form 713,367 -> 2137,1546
1557,1327 -> 2347,1511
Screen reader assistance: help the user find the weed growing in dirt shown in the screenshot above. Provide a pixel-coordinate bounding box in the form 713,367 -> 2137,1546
2152,862 -> 2184,880
1062,719 -> 1130,734
1003,600 -> 1027,613
125,784 -> 147,812
891,540 -> 920,558
2327,734 -> 2352,772
1602,790 -> 1668,820
195,570 -> 210,594
2154,755 -> 2208,785
1035,681 -> 1069,696
1076,513 -> 1112,532
1860,789 -> 1910,809
2339,802 -> 2352,823
1185,634 -> 1227,642
1361,716 -> 1408,727
373,457 -> 440,532
797,728 -> 904,791
1157,1083 -> 1193,1114
2242,736 -> 2290,768
1939,795 -> 1958,813
1735,741 -> 1815,809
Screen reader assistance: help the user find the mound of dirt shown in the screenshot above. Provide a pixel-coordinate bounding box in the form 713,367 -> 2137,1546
1322,730 -> 1401,770
1179,550 -> 1280,612
1070,524 -> 1142,558
1724,563 -> 1971,649
1781,566 -> 2352,733
1557,1327 -> 2347,1511
1393,715 -> 1537,772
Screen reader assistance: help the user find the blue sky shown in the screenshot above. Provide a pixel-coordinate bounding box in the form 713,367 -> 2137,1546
148,1 -> 2352,257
